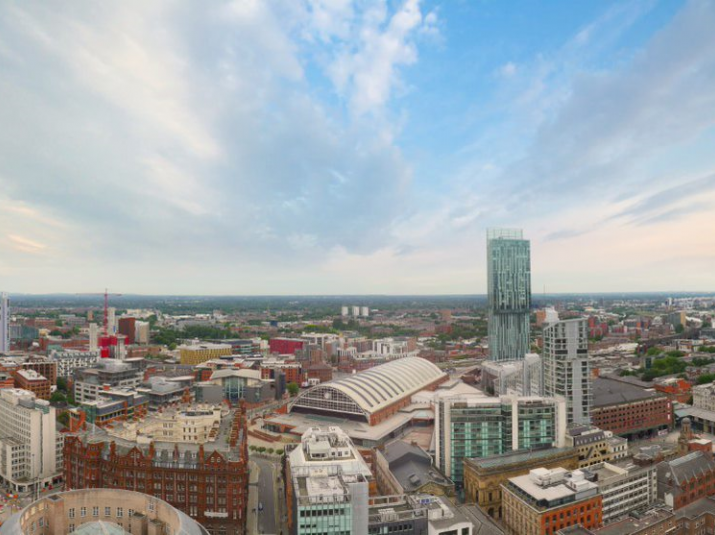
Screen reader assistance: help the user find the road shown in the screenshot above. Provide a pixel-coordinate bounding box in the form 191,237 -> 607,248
255,458 -> 279,535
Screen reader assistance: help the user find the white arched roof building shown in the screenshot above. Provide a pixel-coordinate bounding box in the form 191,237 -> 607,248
290,357 -> 447,423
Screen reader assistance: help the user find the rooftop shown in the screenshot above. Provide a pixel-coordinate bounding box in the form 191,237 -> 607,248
592,377 -> 662,408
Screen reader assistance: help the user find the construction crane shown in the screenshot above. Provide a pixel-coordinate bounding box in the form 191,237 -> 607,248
78,289 -> 123,335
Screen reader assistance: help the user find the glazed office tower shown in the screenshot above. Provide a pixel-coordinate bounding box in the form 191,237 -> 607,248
487,229 -> 531,361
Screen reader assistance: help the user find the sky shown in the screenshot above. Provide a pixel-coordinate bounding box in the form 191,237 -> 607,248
1,0 -> 715,295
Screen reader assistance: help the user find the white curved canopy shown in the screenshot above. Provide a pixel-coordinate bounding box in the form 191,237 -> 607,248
290,357 -> 446,419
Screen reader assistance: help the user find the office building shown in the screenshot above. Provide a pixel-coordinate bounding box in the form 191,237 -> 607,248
64,403 -> 248,534
463,447 -> 580,520
374,440 -> 455,497
564,426 -> 628,468
286,427 -> 375,534
502,468 -> 602,535
179,342 -> 233,365
118,316 -> 137,344
0,388 -> 62,493
486,228 -> 531,362
13,369 -> 51,400
586,461 -> 657,524
0,488 -> 209,535
50,349 -> 100,378
73,358 -> 145,402
543,317 -> 592,426
0,292 -> 8,353
435,393 -> 565,485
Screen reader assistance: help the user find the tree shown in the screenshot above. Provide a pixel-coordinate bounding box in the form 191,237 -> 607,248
57,412 -> 70,427
287,382 -> 300,397
50,391 -> 67,405
675,324 -> 685,334
56,377 -> 68,392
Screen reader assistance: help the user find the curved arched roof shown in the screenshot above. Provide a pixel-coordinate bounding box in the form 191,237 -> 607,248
291,357 -> 446,417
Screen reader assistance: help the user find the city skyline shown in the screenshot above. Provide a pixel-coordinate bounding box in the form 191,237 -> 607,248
1,1 -> 715,295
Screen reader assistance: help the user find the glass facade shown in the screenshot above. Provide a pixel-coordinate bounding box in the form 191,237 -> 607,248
486,229 -> 531,362
437,397 -> 557,485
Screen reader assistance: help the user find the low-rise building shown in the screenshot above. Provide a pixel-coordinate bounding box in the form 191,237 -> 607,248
463,447 -> 580,520
179,342 -> 233,365
591,378 -> 672,438
585,461 -> 657,524
502,468 -> 602,535
73,358 -> 144,402
14,369 -> 51,400
49,349 -> 99,379
657,451 -> 715,510
375,440 -> 454,497
564,426 -> 628,469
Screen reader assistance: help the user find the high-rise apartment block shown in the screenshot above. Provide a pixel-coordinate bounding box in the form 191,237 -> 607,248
0,292 -> 9,354
543,317 -> 592,426
486,229 -> 531,361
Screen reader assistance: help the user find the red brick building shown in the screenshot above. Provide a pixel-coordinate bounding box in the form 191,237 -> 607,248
591,377 -> 672,437
268,337 -> 305,355
118,317 -> 137,345
14,369 -> 51,400
654,377 -> 692,404
305,362 -> 333,383
657,451 -> 715,510
64,406 -> 249,535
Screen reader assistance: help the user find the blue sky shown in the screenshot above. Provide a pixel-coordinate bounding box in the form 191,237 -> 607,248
0,0 -> 714,295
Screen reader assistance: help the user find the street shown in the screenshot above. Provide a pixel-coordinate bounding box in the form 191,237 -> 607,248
248,457 -> 285,535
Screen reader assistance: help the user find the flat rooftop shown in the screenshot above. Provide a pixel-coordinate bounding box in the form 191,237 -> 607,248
592,377 -> 662,408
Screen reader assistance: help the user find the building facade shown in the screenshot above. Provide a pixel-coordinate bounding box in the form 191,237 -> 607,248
486,228 -> 531,362
435,393 -> 565,485
63,404 -> 249,534
463,447 -> 580,520
502,468 -> 602,535
657,451 -> 715,510
591,378 -> 672,438
0,488 -> 209,535
543,318 -> 592,426
0,389 -> 62,493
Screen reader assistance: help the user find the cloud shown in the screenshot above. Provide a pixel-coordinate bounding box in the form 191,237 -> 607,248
7,235 -> 47,254
327,0 -> 434,115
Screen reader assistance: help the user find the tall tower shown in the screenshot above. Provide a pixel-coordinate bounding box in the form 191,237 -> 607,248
543,317 -> 592,426
487,228 -> 531,361
0,292 -> 9,354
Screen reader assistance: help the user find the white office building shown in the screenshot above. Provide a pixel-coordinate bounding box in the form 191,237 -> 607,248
0,389 -> 62,493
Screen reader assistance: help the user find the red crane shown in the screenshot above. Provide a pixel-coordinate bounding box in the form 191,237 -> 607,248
78,289 -> 123,358
80,289 -> 123,335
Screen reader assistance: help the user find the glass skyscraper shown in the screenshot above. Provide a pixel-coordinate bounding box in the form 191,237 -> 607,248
486,228 -> 531,361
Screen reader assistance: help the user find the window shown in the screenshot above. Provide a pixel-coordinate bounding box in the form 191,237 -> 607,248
68,508 -> 75,519
117,508 -> 124,518
93,507 -> 99,517
105,507 -> 111,517
80,507 -> 87,518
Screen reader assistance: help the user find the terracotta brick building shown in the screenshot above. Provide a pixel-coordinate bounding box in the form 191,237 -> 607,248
64,404 -> 249,535
14,369 -> 51,400
502,468 -> 602,535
